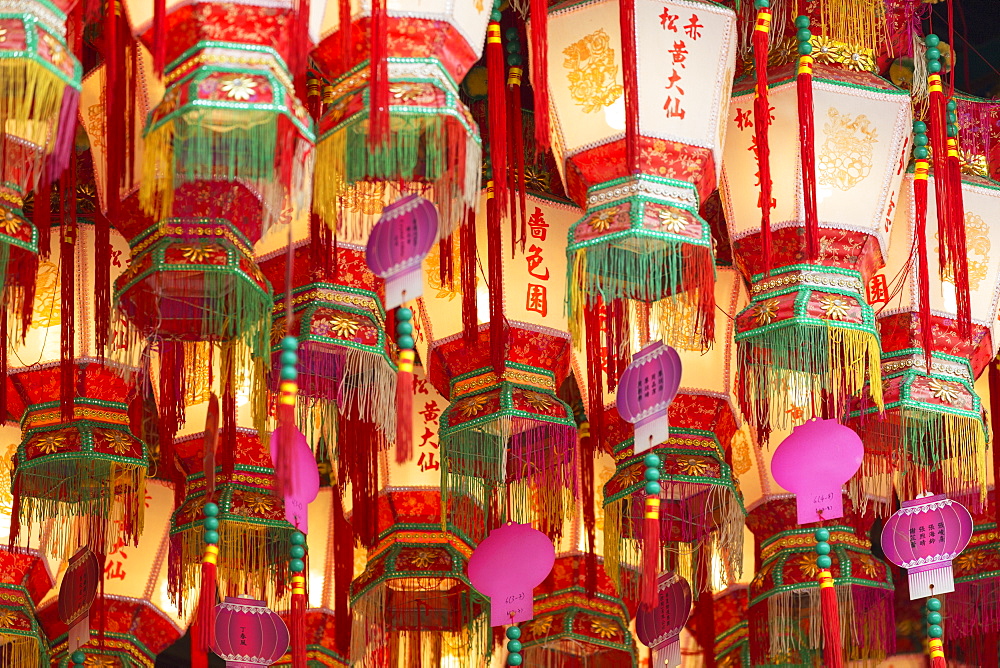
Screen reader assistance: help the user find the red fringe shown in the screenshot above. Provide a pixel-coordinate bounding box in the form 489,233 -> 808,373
618,0 -> 639,173
486,188 -> 507,375
927,85 -> 956,276
60,176 -> 76,421
291,589 -> 306,668
197,559 -> 217,652
752,9 -> 773,276
395,361 -> 413,464
580,426 -> 597,595
0,309 -> 6,425
290,0 -> 310,97
605,299 -> 629,392
641,496 -> 660,607
460,208 -> 478,344
332,486 -> 353,655
487,22 -> 508,217
368,0 -> 390,146
930,656 -> 946,668
819,572 -> 844,668
584,299 -> 605,450
33,180 -> 51,258
698,560 -> 717,668
506,78 -> 521,254
221,349 -> 237,477
438,234 -> 454,292
913,169 -> 933,367
529,0 -> 550,154
339,414 -> 382,549
797,60 -> 818,261
990,360 -> 1000,530
190,613 -> 207,668
339,0 -> 352,70
94,211 -> 110,358
152,0 -> 166,75
946,149 -> 971,338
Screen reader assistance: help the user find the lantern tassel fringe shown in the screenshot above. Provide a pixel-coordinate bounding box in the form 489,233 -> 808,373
197,544 -> 218,653
0,61 -> 78,157
0,634 -> 44,668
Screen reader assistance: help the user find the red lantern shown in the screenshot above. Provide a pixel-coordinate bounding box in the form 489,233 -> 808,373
636,572 -> 692,668
213,597 -> 290,667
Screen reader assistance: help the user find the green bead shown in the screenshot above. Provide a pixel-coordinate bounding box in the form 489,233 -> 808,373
506,626 -> 522,640
490,10 -> 501,21
507,54 -> 522,66
280,366 -> 298,381
290,558 -> 306,573
796,28 -> 811,42
506,640 -> 522,652
643,453 -> 661,467
813,528 -> 830,542
397,334 -> 415,350
947,111 -> 958,124
925,47 -> 941,61
280,350 -> 298,367
928,60 -> 942,73
947,125 -> 958,137
644,467 -> 661,482
291,531 -> 306,545
204,502 -> 220,518
815,541 -> 831,555
925,34 -> 940,47
396,321 -> 413,336
947,99 -> 957,111
291,545 -> 306,559
204,517 -> 219,531
927,611 -> 942,625
754,0 -> 769,8
505,27 -> 518,41
913,121 -> 927,133
798,42 -> 813,55
914,134 -> 928,146
927,598 -> 942,611
816,554 -> 832,569
913,146 -> 930,159
928,624 -> 943,638
280,336 -> 298,351
396,307 -> 413,321
507,653 -> 523,666
72,651 -> 86,663
204,530 -> 220,545
645,481 -> 662,495
505,41 -> 518,54
794,15 -> 809,29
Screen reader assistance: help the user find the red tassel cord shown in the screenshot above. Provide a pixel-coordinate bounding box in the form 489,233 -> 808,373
60,175 -> 76,420
332,486 -> 353,655
507,65 -> 526,254
618,0 -> 639,174
0,309 -> 6,426
395,346 -> 414,463
818,567 -> 844,668
583,298 -> 605,451
460,207 -> 478,344
752,8 -> 774,276
487,21 -> 508,218
580,422 -> 597,595
438,234 -> 454,294
640,495 -> 660,607
197,543 -> 218,653
946,135 -> 971,338
529,0 -> 550,154
486,182 -> 507,376
291,574 -> 307,668
152,0 -> 166,75
339,0 -> 352,71
990,359 -> 1000,530
929,638 -> 946,668
913,160 -> 933,367
697,560 -> 717,668
927,74 -> 957,279
797,52 -> 819,261
190,615 -> 207,668
33,180 -> 51,258
368,0 -> 390,146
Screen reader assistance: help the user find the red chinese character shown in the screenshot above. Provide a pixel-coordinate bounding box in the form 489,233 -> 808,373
668,41 -> 688,67
411,377 -> 430,396
418,451 -> 440,472
110,249 -> 123,268
526,245 -> 549,280
884,196 -> 896,233
659,8 -> 678,31
664,70 -> 684,96
527,207 -> 549,241
867,275 -> 889,304
735,108 -> 752,130
418,427 -> 438,450
419,401 -> 441,423
526,284 -> 548,317
663,96 -> 686,119
104,560 -> 127,581
684,14 -> 703,40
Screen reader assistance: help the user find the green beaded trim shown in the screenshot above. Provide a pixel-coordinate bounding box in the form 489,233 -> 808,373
0,12 -> 82,89
438,382 -> 575,436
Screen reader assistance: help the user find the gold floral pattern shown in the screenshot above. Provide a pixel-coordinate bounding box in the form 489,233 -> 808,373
0,209 -> 20,235
751,559 -> 774,588
84,657 -> 117,667
99,429 -> 132,455
238,491 -> 275,515
521,390 -> 554,412
457,394 -> 489,418
220,77 -> 258,101
960,212 -> 990,290
955,550 -> 986,573
810,37 -> 875,72
657,210 -> 687,234
562,29 -> 624,113
752,299 -> 779,325
818,295 -> 850,320
927,378 -> 961,404
407,549 -> 439,568
676,457 -> 710,476
40,33 -> 66,66
857,553 -> 878,578
0,28 -> 8,43
178,244 -> 218,263
528,615 -> 553,637
797,553 -> 822,579
0,608 -> 17,627
589,617 -> 619,639
341,183 -> 385,215
389,83 -> 421,102
817,109 -> 878,191
589,208 -> 617,232
327,314 -> 361,339
959,150 -> 989,177
35,432 -> 66,455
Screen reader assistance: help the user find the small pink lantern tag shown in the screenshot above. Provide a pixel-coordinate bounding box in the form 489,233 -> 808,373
58,547 -> 100,653
636,572 -> 692,668
616,342 -> 681,453
270,427 -> 320,532
770,419 -> 863,525
365,194 -> 439,309
467,523 -> 555,626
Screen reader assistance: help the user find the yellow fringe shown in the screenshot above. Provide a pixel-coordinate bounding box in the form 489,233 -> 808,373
0,634 -> 43,668
817,0 -> 885,56
0,60 -> 74,153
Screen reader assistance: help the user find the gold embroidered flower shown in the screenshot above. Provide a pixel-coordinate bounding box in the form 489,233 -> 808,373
524,166 -> 550,193
840,47 -> 875,73
751,560 -> 774,588
100,429 -> 132,455
41,33 -> 66,66
528,616 -> 553,636
0,28 -> 8,43
178,244 -> 217,263
857,553 -> 878,578
620,465 -> 643,486
389,83 -> 421,102
657,210 -> 687,234
752,299 -> 779,325
928,377 -> 961,404
677,457 -> 710,476
239,491 -> 275,515
797,553 -> 822,579
35,432 -> 66,455
590,209 -> 617,232
458,394 -> 489,418
84,656 -> 117,667
328,314 -> 361,339
955,550 -> 986,573
0,608 -> 17,627
220,77 -> 258,101
818,295 -> 850,320
408,549 -> 439,568
811,36 -> 839,65
960,150 -> 989,177
0,210 -> 20,235
521,390 -> 553,412
589,617 -> 619,639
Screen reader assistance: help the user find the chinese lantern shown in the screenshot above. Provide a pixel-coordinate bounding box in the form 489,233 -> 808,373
310,0 -> 490,237
0,546 -> 54,668
348,489 -> 489,668
213,597 -> 290,667
722,59 -> 911,435
515,553 -> 636,667
635,571 -> 691,668
850,104 -> 1000,505
881,492 -> 973,600
685,585 -> 751,668
747,496 -> 895,665
542,0 -> 737,354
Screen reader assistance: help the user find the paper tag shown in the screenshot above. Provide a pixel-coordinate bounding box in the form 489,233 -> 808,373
285,496 -> 308,533
797,488 -> 843,525
490,589 -> 534,627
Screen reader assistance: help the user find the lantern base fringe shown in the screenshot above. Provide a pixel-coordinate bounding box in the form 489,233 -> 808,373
737,325 -> 883,435
0,634 -> 44,668
950,579 -> 1000,641
848,410 -> 988,512
0,60 -> 77,157
753,584 -> 894,665
314,111 -> 481,239
170,519 -> 293,616
349,584 -> 490,668
14,461 -> 146,560
603,482 -> 744,599
567,241 -> 715,351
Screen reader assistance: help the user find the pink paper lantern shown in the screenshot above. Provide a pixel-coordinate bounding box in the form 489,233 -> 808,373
269,427 -> 320,532
467,523 -> 555,627
616,342 -> 682,453
881,493 -> 974,599
770,419 -> 864,525
365,194 -> 439,309
636,572 -> 692,668
213,597 -> 289,667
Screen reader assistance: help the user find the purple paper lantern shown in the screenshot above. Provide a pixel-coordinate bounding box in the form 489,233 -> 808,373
616,342 -> 682,453
881,493 -> 974,599
770,419 -> 864,525
365,194 -> 439,309
636,572 -> 692,668
467,523 -> 555,627
213,597 -> 289,667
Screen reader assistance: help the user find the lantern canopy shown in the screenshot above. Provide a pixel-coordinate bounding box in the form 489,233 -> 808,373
0,547 -> 54,668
